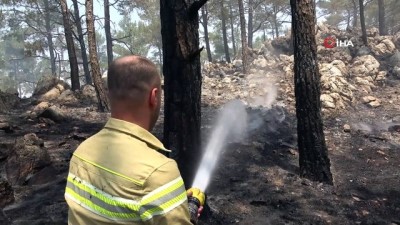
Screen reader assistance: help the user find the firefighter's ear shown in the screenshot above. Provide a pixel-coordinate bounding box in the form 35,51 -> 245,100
149,87 -> 159,108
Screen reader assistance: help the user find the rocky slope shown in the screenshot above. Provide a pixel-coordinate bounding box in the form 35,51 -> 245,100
0,24 -> 399,224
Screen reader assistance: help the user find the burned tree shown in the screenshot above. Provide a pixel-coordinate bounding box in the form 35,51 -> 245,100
290,0 -> 333,184
378,0 -> 387,36
359,0 -> 368,45
220,0 -> 231,63
60,0 -> 80,91
201,5 -> 212,62
72,0 -> 92,85
238,0 -> 248,73
86,0 -> 110,112
104,0 -> 113,66
160,0 -> 208,184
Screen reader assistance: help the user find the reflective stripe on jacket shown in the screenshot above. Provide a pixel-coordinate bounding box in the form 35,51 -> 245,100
65,118 -> 192,225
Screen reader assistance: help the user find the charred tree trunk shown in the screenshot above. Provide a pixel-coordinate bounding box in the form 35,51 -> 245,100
86,0 -> 110,112
160,0 -> 207,185
238,0 -> 247,73
43,0 -> 56,76
359,0 -> 368,45
61,0 -> 80,91
104,0 -> 113,66
273,5 -> 280,37
290,0 -> 333,184
221,1 -> 231,63
247,0 -> 254,48
229,1 -> 237,56
378,0 -> 387,35
352,0 -> 358,28
201,5 -> 212,62
72,0 -> 92,85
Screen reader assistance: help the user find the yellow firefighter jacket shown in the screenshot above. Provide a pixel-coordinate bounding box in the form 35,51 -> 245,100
64,118 -> 192,225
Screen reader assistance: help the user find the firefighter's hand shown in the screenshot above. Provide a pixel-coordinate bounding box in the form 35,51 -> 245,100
187,190 -> 204,218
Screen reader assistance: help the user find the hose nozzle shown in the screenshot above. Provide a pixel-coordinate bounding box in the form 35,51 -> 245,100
187,187 -> 205,224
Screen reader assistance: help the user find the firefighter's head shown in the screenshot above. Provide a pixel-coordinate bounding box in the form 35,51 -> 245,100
107,55 -> 162,131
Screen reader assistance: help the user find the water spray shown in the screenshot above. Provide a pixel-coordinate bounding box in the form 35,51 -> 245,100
187,100 -> 248,222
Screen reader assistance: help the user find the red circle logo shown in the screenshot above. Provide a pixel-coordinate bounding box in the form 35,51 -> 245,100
324,36 -> 336,48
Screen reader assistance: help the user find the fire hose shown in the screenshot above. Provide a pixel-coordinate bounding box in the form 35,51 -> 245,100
187,187 -> 205,224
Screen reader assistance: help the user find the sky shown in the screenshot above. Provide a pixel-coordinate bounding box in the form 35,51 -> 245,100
67,0 -> 139,32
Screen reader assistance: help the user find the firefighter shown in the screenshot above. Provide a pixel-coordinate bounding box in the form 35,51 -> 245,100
64,55 -> 204,225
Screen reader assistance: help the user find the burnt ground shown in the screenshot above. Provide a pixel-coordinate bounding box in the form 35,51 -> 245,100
0,79 -> 400,225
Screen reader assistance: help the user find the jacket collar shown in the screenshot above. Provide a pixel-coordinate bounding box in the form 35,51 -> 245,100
104,118 -> 171,153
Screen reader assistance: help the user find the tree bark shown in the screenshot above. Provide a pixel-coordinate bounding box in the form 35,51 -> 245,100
273,4 -> 280,38
104,0 -> 113,66
378,0 -> 387,35
352,0 -> 358,28
86,0 -> 110,112
359,0 -> 368,45
160,0 -> 206,185
72,0 -> 92,85
290,0 -> 333,184
229,1 -> 237,56
61,0 -> 80,91
43,0 -> 56,76
201,5 -> 213,62
221,0 -> 231,63
247,0 -> 253,48
238,0 -> 247,73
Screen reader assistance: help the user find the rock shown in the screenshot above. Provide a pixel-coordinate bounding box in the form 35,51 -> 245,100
362,96 -> 376,103
0,122 -> 10,130
80,85 -> 97,103
393,116 -> 400,123
33,75 -> 69,96
253,57 -> 268,69
38,105 -> 65,122
375,71 -> 386,81
331,60 -> 348,75
4,87 -> 19,96
0,90 -> 20,113
32,101 -> 51,115
271,36 -> 293,54
372,39 -> 396,56
368,100 -> 381,108
393,32 -> 400,49
382,39 -> 396,52
321,94 -> 334,103
38,84 -> 66,102
367,27 -> 379,37
57,89 -> 79,105
393,66 -> 400,79
0,178 -> 14,208
323,101 -> 336,109
279,54 -> 293,63
356,46 -> 372,57
343,124 -> 351,132
389,50 -> 400,67
222,77 -> 231,84
26,165 -> 58,185
388,125 -> 400,133
350,55 -> 380,77
0,141 -> 14,161
319,62 -> 354,110
5,133 -> 51,185
233,60 -> 243,67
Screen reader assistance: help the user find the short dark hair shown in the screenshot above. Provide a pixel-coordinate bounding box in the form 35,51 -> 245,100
107,55 -> 160,102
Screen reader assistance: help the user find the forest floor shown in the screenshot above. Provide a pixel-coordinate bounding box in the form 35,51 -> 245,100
1,77 -> 400,225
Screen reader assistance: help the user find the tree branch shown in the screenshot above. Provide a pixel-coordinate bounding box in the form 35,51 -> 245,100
188,0 -> 208,19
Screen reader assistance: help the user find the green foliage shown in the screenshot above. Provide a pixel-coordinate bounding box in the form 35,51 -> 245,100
114,17 -> 150,57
